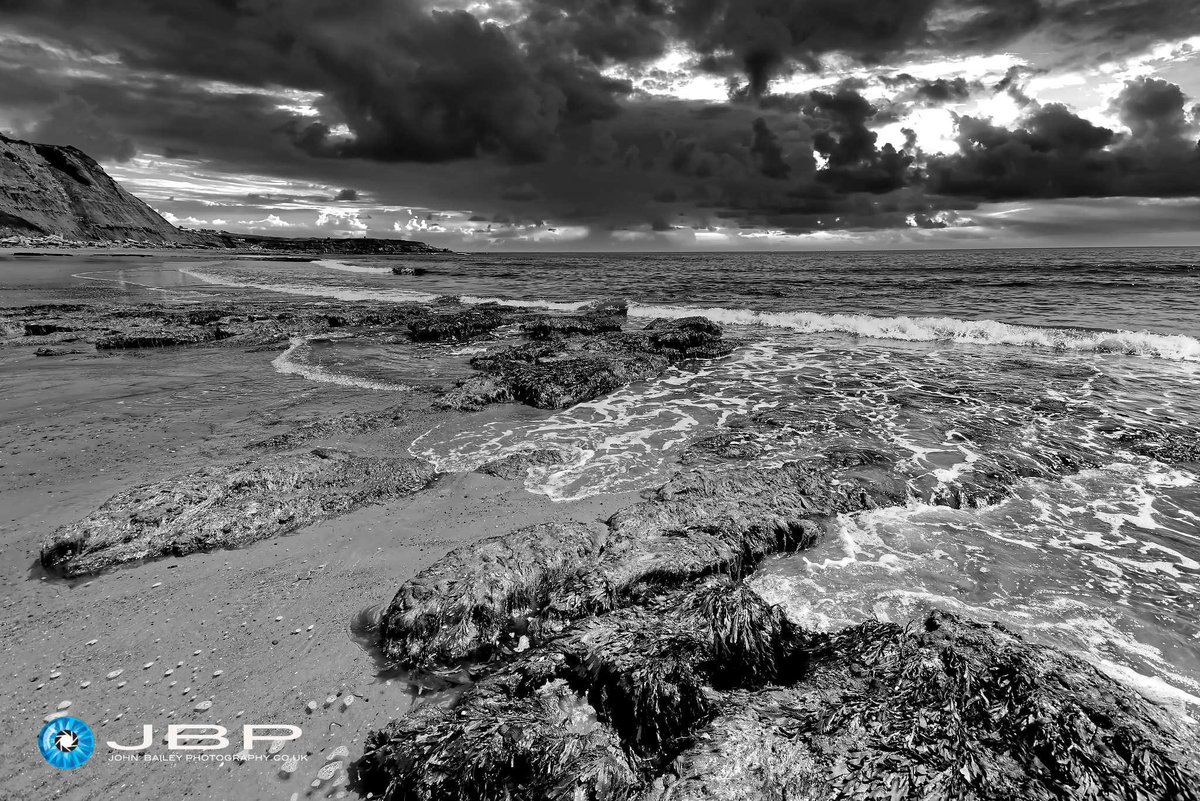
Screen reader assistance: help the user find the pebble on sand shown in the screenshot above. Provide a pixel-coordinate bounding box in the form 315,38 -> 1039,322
194,700 -> 213,712
317,761 -> 343,781
106,669 -> 123,680
326,745 -> 350,761
305,700 -> 317,714
341,695 -> 355,710
56,700 -> 71,710
80,681 -> 91,688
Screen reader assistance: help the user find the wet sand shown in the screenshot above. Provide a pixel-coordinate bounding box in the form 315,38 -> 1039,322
0,252 -> 629,799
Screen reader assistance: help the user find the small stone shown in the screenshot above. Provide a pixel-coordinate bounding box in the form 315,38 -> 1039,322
79,681 -> 91,689
193,650 -> 201,656
106,669 -> 123,680
274,616 -> 282,622
163,669 -> 174,677
326,745 -> 350,761
151,582 -> 162,588
212,670 -> 223,677
142,662 -> 154,670
324,695 -> 337,707
233,749 -> 249,764
194,700 -> 213,712
305,700 -> 317,714
317,761 -> 342,781
48,671 -> 61,680
341,695 -> 355,710
278,759 -> 299,777
85,639 -> 98,646
43,712 -> 66,723
116,681 -> 127,688
268,739 -> 287,755
56,700 -> 72,710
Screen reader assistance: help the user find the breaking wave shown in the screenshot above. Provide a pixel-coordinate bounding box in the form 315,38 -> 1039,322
272,336 -> 412,392
179,266 -> 1199,362
312,259 -> 395,274
629,304 -> 1200,362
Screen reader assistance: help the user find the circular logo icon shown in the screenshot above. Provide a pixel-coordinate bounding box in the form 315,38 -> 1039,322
38,716 -> 95,770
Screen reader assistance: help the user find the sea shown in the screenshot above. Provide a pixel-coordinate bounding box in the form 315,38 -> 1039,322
23,246 -> 1200,716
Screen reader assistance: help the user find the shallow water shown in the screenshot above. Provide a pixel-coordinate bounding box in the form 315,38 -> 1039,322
9,247 -> 1198,717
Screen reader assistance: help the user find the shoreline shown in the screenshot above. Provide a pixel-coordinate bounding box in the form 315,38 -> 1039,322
1,253 -> 1198,799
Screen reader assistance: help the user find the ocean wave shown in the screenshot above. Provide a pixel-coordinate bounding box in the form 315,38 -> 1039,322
629,303 -> 1200,361
272,336 -> 412,392
178,266 -> 1198,361
178,267 -> 440,304
312,259 -> 394,274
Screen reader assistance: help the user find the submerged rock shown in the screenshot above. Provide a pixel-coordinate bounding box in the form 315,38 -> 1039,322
475,448 -> 570,480
41,450 -> 437,576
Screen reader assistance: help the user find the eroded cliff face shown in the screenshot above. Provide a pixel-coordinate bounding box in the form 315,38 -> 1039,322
0,133 -> 193,243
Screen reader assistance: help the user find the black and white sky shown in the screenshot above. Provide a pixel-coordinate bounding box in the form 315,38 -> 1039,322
3,0 -> 1200,250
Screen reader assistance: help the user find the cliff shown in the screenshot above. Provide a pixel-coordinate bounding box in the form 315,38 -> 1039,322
0,132 -> 197,243
0,133 -> 451,252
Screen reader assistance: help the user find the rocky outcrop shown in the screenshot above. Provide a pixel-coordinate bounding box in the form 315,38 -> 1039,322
364,441 -> 1199,801
408,306 -> 511,342
2,299 -> 431,352
378,461 -> 895,669
40,449 -> 436,577
361,582 -> 1200,801
439,316 -> 734,411
0,133 -> 197,243
476,448 -> 570,480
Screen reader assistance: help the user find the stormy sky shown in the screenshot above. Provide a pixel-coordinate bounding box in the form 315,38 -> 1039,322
3,1 -> 1200,250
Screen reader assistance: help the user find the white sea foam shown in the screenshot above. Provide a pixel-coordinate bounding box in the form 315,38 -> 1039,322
312,259 -> 394,274
178,268 -> 440,303
271,336 -> 412,392
629,304 -> 1200,361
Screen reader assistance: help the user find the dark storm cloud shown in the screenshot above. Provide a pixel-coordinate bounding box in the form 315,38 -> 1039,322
881,74 -> 976,105
2,0 -> 1200,242
929,79 -> 1200,200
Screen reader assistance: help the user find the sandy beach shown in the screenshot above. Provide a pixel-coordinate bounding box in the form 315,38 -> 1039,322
0,252 -> 631,799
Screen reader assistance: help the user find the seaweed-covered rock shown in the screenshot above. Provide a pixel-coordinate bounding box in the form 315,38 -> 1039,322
365,594 -> 1200,801
94,328 -> 227,349
408,306 -> 511,342
433,375 -> 515,412
449,317 -> 735,411
1129,434 -> 1200,464
476,448 -> 570,480
523,313 -> 625,340
361,581 -> 800,801
652,611 -> 1200,801
378,462 -> 888,670
359,677 -> 641,801
380,521 -> 606,667
41,450 -> 436,576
